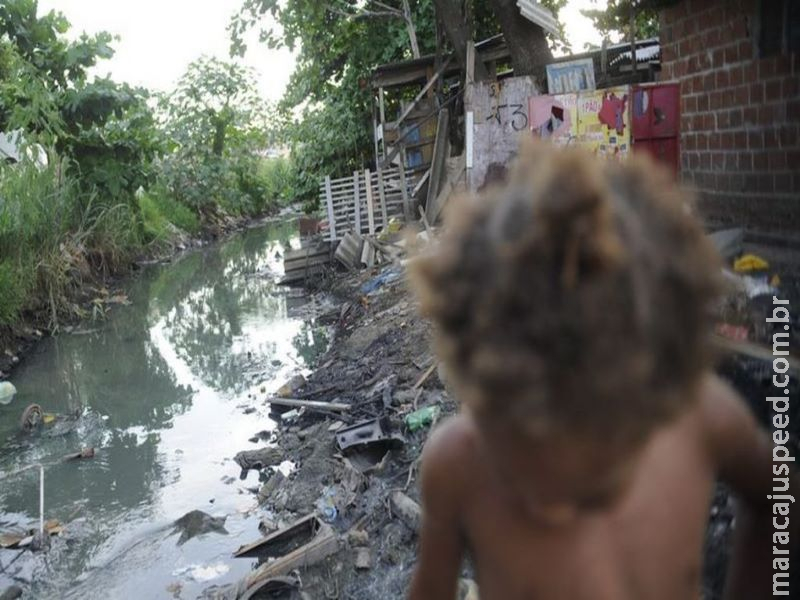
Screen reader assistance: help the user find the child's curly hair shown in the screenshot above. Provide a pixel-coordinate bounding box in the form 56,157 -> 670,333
411,141 -> 723,443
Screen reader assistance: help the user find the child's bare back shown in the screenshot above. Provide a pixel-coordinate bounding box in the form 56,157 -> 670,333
407,143 -> 798,599
413,376 -> 775,600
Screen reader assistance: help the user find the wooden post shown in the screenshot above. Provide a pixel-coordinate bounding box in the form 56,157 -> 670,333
378,87 -> 387,162
426,108 -> 450,215
364,169 -> 376,235
401,0 -> 420,59
373,114 -> 381,168
377,168 -> 388,230
353,170 -> 361,234
324,176 -> 336,241
466,40 -> 476,85
465,111 -> 474,170
398,159 -> 412,221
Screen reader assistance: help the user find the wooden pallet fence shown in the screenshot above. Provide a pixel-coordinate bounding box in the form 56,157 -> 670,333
321,167 -> 415,242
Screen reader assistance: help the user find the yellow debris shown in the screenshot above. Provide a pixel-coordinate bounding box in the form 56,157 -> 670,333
733,253 -> 769,273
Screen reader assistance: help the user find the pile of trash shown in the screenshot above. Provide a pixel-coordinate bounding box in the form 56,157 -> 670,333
214,224 -> 800,599
207,233 -> 478,599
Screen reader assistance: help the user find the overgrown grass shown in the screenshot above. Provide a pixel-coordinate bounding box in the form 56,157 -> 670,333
139,187 -> 200,241
0,152 -> 290,330
0,159 -> 201,328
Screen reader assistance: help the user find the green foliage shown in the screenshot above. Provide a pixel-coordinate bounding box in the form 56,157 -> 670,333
539,0 -> 571,53
230,0 -> 441,210
139,188 -> 200,242
581,0 -> 659,46
0,157 -> 136,326
158,57 -> 275,215
230,0 -> 572,210
60,80 -> 164,206
259,156 -> 292,206
0,259 -> 27,325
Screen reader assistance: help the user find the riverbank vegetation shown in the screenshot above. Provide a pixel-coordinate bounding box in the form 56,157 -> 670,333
0,1 -> 291,330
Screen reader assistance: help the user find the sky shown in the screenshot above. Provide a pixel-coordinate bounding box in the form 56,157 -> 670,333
38,0 -> 607,102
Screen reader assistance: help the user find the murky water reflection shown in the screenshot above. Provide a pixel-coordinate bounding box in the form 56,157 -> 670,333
0,219 -> 330,599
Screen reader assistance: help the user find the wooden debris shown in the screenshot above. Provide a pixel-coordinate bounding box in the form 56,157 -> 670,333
425,108 -> 450,220
390,491 -> 422,532
268,397 -> 351,413
354,547 -> 372,570
334,232 -> 364,270
713,334 -> 800,374
63,447 -> 95,461
233,515 -> 339,599
412,361 -> 439,390
347,529 -> 369,547
427,153 -> 466,224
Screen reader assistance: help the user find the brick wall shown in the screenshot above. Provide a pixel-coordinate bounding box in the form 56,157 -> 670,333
659,0 -> 799,233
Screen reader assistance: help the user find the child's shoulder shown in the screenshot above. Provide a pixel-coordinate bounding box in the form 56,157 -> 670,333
695,373 -> 764,465
419,414 -> 480,501
423,413 -> 479,467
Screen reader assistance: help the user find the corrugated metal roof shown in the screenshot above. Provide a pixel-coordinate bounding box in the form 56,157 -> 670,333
517,0 -> 560,36
610,44 -> 661,65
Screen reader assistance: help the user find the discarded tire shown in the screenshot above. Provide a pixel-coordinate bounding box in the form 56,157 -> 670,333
19,403 -> 43,432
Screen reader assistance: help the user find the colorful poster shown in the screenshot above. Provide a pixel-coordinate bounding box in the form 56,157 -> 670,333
528,86 -> 631,158
575,86 -> 630,159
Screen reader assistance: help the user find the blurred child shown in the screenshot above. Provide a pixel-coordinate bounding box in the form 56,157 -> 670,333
408,141 -> 797,599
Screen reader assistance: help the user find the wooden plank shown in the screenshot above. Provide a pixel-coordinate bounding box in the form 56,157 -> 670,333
395,56 -> 453,128
411,168 -> 431,199
284,241 -> 331,261
466,40 -> 476,84
353,170 -> 361,235
268,397 -> 351,412
713,334 -> 800,374
425,108 -> 450,223
465,111 -> 474,170
428,153 -> 465,225
284,255 -> 333,271
280,264 -> 328,285
324,176 -> 336,241
377,169 -> 388,230
365,168 -> 376,235
398,159 -> 412,221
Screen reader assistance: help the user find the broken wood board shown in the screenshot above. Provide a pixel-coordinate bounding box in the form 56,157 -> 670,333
427,153 -> 466,225
234,514 -> 329,559
268,398 -> 351,412
390,491 -> 421,532
425,109 -> 450,220
233,515 -> 339,598
713,334 -> 800,374
334,232 -> 364,270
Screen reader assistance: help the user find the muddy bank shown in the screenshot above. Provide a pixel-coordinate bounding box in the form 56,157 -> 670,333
0,207 -> 302,380
213,265 -> 452,599
218,245 -> 799,599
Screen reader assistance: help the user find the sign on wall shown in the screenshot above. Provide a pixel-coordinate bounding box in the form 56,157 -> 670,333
546,58 -> 596,94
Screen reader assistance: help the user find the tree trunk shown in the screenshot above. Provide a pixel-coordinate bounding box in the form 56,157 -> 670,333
212,116 -> 226,156
489,0 -> 552,80
432,0 -> 489,80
